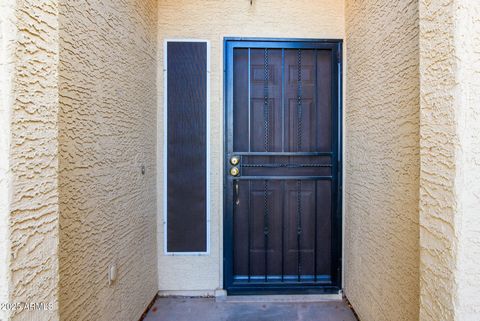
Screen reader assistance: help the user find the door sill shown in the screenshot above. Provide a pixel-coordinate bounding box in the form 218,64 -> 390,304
225,285 -> 341,296
217,293 -> 342,303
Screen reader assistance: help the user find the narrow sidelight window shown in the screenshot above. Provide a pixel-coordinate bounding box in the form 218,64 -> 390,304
164,40 -> 210,254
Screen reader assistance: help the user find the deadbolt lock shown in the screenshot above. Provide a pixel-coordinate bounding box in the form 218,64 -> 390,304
230,156 -> 240,166
230,167 -> 240,177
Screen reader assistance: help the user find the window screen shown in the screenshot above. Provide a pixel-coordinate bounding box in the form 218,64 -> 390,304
165,41 -> 208,253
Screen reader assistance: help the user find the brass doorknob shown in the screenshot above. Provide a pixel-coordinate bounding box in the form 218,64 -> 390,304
230,167 -> 240,177
230,156 -> 240,166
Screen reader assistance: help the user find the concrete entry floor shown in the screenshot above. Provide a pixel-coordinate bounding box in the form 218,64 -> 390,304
143,296 -> 358,321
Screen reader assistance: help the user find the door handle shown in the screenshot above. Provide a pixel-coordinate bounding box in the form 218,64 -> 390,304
235,181 -> 240,205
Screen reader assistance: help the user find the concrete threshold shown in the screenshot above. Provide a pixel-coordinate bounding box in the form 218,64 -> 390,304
216,294 -> 343,303
143,295 -> 358,321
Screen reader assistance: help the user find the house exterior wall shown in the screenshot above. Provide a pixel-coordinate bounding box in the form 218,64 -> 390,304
419,1 -> 480,320
455,3 -> 480,319
156,0 -> 345,293
0,1 -> 15,320
57,1 -> 158,321
2,2 -> 480,321
344,1 -> 420,321
418,1 -> 457,319
0,1 -> 61,321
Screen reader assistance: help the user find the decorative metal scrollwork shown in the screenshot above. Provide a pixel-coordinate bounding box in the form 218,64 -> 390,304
242,163 -> 331,168
263,48 -> 270,281
296,49 -> 303,280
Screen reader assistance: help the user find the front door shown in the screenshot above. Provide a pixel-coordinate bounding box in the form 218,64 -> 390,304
224,38 -> 342,294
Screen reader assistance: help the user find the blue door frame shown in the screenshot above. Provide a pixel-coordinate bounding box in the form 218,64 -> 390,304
223,38 -> 343,295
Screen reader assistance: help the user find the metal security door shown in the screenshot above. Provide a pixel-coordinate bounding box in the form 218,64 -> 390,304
224,38 -> 342,294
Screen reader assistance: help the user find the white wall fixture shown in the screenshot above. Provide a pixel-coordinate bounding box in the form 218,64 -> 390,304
108,264 -> 117,286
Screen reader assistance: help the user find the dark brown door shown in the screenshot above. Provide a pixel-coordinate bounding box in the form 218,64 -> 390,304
224,39 -> 342,294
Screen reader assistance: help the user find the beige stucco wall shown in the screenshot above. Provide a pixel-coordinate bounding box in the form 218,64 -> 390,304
0,1 -> 61,320
455,3 -> 480,319
419,1 -> 480,320
0,1 -> 15,320
58,1 -> 158,320
344,1 -> 420,321
156,0 -> 345,293
2,1 -> 479,321
418,0 -> 457,319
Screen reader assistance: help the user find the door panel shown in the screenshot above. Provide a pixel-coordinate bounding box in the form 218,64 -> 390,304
225,39 -> 342,294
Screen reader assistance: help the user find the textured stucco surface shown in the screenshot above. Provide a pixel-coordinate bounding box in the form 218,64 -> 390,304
58,1 -> 158,320
0,1 -> 15,320
0,1 -> 61,320
419,1 -> 480,320
455,3 -> 480,319
344,1 -> 420,321
3,1 -> 480,321
156,0 -> 345,292
419,1 -> 457,319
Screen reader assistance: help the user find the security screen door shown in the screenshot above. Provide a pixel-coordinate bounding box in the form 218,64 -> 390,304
224,39 -> 342,294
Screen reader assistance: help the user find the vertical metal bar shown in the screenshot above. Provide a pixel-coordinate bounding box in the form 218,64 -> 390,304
248,180 -> 251,282
281,49 -> 285,152
314,50 -> 319,283
232,180 -> 236,278
333,46 -> 343,287
314,181 -> 318,282
263,48 -> 270,282
297,180 -> 302,282
264,180 -> 269,282
314,49 -> 318,150
239,155 -> 243,176
296,49 -> 303,282
297,49 -> 303,152
281,180 -> 285,282
281,50 -> 286,283
264,48 -> 270,152
248,48 -> 251,152
336,44 -> 343,287
329,46 -> 341,285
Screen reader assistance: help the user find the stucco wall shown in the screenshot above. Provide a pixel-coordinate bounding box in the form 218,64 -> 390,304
418,0 -> 457,319
156,0 -> 345,292
344,1 -> 420,321
455,3 -> 480,319
58,1 -> 158,320
419,1 -> 480,320
0,1 -> 15,320
0,1 -> 61,320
